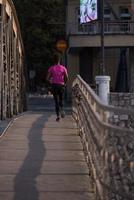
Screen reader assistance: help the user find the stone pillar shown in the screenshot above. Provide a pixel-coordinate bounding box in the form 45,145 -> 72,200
95,76 -> 110,104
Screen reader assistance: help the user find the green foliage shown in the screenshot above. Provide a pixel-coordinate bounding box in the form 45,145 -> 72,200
13,0 -> 65,84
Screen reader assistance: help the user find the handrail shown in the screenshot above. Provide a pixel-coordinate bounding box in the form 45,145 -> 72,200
72,75 -> 134,200
73,75 -> 134,116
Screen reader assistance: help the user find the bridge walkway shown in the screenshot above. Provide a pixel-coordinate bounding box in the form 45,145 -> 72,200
0,95 -> 94,200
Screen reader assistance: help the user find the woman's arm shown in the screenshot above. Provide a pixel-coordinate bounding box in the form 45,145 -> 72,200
64,69 -> 68,84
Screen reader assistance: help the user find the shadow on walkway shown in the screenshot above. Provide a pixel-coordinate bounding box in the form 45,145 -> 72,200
13,113 -> 51,200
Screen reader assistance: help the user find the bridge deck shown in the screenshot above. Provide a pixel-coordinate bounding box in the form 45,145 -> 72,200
0,96 -> 94,200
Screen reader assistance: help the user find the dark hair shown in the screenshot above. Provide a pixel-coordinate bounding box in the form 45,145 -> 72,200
53,52 -> 61,64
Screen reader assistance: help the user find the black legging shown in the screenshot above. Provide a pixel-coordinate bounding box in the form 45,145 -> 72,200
51,84 -> 65,117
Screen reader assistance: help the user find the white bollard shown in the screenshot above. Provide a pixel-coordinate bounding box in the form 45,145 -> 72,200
95,76 -> 110,104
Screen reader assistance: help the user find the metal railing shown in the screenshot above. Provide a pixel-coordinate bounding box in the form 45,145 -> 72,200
0,0 -> 26,120
67,21 -> 134,35
72,75 -> 134,200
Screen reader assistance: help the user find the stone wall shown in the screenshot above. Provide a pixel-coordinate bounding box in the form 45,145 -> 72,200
108,93 -> 134,129
109,93 -> 134,108
73,80 -> 134,200
107,93 -> 134,200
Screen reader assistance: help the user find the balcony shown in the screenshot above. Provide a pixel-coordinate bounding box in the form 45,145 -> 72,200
67,21 -> 134,48
67,20 -> 134,35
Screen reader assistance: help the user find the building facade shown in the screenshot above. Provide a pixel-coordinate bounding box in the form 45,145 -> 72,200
66,0 -> 134,92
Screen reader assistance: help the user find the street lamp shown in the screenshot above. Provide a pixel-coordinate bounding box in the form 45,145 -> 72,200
100,0 -> 105,75
95,0 -> 110,104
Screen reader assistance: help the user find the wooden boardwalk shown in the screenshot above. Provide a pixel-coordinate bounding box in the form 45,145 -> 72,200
0,97 -> 94,200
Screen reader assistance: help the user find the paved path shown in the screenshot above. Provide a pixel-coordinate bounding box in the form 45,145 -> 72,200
0,96 -> 94,200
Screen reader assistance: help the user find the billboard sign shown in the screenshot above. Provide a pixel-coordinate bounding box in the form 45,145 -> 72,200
80,0 -> 98,24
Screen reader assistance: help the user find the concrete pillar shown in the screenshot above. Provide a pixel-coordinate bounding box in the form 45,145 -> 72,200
95,76 -> 110,104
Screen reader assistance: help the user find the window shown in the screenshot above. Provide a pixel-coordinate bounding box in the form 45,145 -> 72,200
120,7 -> 131,32
104,7 -> 111,20
120,7 -> 131,19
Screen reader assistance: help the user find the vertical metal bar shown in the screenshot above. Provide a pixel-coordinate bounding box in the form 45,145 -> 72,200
7,15 -> 12,117
13,37 -> 17,115
0,2 -> 5,120
0,7 -> 3,120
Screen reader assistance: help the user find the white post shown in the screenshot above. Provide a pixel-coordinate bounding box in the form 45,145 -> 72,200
95,76 -> 110,104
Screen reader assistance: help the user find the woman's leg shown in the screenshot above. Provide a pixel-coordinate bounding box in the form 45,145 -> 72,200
59,86 -> 65,117
53,93 -> 60,117
52,85 -> 60,120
